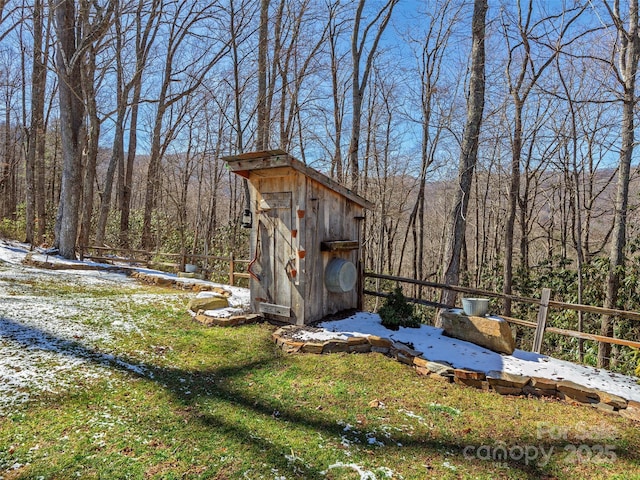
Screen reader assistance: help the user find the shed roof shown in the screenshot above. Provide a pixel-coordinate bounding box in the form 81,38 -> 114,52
223,150 -> 374,210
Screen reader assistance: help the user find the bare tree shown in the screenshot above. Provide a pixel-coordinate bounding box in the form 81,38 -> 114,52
53,0 -> 116,258
347,0 -> 397,192
140,0 -> 230,250
439,0 -> 487,313
118,0 -> 162,248
500,1 -> 586,314
599,0 -> 640,368
398,0 -> 462,286
24,0 -> 49,245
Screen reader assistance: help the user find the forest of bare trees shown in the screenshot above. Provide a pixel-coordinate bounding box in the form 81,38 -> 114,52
2,0 -> 640,369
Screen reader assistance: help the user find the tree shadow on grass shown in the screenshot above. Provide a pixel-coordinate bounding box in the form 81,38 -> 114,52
1,316 -> 637,479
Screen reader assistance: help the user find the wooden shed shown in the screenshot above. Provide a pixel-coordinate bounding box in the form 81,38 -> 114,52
224,150 -> 373,325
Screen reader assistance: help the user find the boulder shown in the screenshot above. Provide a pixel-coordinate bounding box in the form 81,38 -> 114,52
440,310 -> 515,354
188,295 -> 229,313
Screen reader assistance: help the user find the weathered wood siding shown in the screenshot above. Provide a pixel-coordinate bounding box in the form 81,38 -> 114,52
247,168 -> 364,325
303,175 -> 363,323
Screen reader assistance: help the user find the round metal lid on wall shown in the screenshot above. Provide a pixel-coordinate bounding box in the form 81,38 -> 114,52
325,258 -> 357,293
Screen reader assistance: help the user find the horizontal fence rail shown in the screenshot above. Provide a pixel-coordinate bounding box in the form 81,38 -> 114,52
364,271 -> 640,352
79,245 -> 250,286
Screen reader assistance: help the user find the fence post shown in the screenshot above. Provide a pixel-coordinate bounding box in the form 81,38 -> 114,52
229,252 -> 235,285
532,288 -> 551,353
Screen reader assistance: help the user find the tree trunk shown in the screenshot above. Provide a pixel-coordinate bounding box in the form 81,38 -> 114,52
439,0 -> 487,316
599,0 -> 639,369
25,0 -> 46,245
53,0 -> 84,259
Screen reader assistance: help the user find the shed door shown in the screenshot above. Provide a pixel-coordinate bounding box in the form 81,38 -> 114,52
258,192 -> 294,321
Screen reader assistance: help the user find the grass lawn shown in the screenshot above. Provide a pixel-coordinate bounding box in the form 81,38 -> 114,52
1,273 -> 639,479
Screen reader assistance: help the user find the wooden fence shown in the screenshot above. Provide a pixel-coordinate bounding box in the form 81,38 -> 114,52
78,245 -> 250,286
76,247 -> 640,359
364,272 -> 640,354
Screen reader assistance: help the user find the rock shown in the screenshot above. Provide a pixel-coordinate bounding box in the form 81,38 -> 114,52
596,391 -> 627,410
301,342 -> 324,354
322,340 -> 349,353
424,361 -> 455,376
430,373 -> 453,383
368,336 -> 393,348
523,385 -> 558,398
493,385 -> 523,396
531,377 -> 557,390
454,369 -> 486,381
486,371 -> 530,389
413,357 -> 429,368
415,366 -> 431,376
371,346 -> 390,355
439,310 -> 515,354
188,295 -> 229,313
619,400 -> 640,422
454,377 -> 487,389
348,343 -> 372,353
595,402 -> 618,414
556,380 -> 600,404
347,336 -> 369,346
281,341 -> 305,354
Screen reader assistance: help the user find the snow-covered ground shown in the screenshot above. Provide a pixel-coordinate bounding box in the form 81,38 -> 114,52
1,238 -> 639,415
0,240 -> 249,413
317,315 -> 640,403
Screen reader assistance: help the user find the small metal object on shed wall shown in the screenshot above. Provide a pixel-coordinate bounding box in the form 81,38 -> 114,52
224,150 -> 373,325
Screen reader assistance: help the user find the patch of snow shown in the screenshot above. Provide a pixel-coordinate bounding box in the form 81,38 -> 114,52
321,462 -> 395,480
318,313 -> 640,403
203,307 -> 246,318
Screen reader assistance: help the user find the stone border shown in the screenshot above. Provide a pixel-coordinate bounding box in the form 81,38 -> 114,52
193,312 -> 262,327
271,325 -> 640,422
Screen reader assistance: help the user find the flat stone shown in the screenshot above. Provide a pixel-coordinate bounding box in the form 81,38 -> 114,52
556,380 -> 600,404
368,335 -> 393,348
425,361 -> 454,376
415,366 -> 431,376
454,369 -> 486,381
396,352 -> 415,365
619,401 -> 640,422
596,391 -> 627,410
595,402 -> 618,413
322,340 -> 349,353
211,287 -> 233,297
523,385 -> 558,398
413,356 -> 429,368
454,377 -> 487,389
347,336 -> 369,346
301,342 -> 325,354
188,296 -> 229,313
154,277 -> 174,286
194,313 -> 217,326
371,346 -> 390,355
281,341 -> 305,354
492,385 -> 523,396
486,371 -> 530,389
391,342 -> 422,358
531,377 -> 558,389
431,373 -> 453,383
348,343 -> 372,353
440,310 -> 515,354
